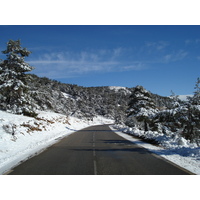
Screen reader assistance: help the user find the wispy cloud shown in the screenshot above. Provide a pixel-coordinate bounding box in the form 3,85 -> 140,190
27,41 -> 190,79
28,49 -> 146,79
145,41 -> 169,51
121,62 -> 147,71
185,39 -> 200,45
163,50 -> 188,62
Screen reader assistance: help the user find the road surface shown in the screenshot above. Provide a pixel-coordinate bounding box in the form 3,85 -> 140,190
8,125 -> 191,175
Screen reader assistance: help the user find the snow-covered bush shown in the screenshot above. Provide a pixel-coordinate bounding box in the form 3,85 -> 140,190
2,123 -> 16,135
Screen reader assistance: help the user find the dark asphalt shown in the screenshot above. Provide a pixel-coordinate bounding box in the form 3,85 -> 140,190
8,125 -> 191,175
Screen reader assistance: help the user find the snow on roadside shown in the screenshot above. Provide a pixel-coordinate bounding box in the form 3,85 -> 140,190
0,110 -> 113,175
110,125 -> 200,175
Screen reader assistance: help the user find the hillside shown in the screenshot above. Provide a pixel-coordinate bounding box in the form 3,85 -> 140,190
27,74 -> 130,120
26,74 -> 179,123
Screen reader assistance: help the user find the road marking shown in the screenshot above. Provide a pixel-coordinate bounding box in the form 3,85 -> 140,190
94,160 -> 97,175
93,132 -> 97,175
93,148 -> 96,156
93,134 -> 96,156
93,132 -> 95,143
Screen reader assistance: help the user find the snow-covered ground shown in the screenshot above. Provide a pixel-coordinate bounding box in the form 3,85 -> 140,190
0,110 -> 113,175
111,124 -> 200,174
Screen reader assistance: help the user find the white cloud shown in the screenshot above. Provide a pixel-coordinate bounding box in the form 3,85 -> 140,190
175,50 -> 188,60
29,49 -> 146,78
28,43 -> 190,80
121,63 -> 146,71
145,41 -> 169,51
29,45 -> 189,80
112,47 -> 123,58
185,39 -> 192,45
163,54 -> 172,62
185,39 -> 200,45
163,50 -> 188,62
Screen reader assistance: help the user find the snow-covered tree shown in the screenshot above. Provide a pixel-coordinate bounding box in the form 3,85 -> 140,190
169,90 -> 180,108
192,77 -> 200,105
0,39 -> 36,116
181,78 -> 200,144
126,85 -> 158,130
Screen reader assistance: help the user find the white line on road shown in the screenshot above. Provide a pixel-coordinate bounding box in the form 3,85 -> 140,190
93,132 -> 97,175
93,148 -> 96,157
93,160 -> 97,175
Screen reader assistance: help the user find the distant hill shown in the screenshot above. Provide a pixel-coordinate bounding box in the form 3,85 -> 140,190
178,94 -> 193,101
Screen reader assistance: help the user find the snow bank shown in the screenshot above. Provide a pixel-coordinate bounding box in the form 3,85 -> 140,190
111,124 -> 200,174
0,110 -> 113,175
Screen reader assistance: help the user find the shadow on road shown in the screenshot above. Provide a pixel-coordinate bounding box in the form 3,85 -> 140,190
68,147 -> 150,154
100,139 -> 133,145
65,126 -> 122,132
65,126 -> 200,160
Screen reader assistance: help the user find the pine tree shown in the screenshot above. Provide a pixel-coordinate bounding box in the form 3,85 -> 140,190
192,77 -> 200,105
0,39 -> 36,116
126,85 -> 158,130
182,77 -> 200,144
169,90 -> 180,108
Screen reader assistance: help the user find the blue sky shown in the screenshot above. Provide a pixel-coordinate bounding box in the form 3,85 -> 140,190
0,25 -> 199,96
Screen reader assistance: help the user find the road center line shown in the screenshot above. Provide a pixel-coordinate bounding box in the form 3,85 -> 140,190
93,160 -> 97,175
93,132 -> 97,175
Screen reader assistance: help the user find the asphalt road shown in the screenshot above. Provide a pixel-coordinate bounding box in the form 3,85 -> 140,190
8,124 -> 191,175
